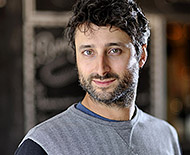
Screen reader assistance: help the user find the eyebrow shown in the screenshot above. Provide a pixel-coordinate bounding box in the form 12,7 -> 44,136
105,42 -> 126,47
79,45 -> 95,50
78,42 -> 128,50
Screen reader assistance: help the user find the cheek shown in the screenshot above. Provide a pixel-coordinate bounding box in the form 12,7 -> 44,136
77,56 -> 96,75
76,54 -> 85,71
126,57 -> 138,70
111,58 -> 130,72
111,57 -> 139,79
77,59 -> 92,78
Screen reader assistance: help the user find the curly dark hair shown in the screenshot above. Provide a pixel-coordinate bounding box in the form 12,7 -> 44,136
65,0 -> 150,58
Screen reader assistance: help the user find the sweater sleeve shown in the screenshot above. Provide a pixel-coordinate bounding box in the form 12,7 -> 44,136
15,139 -> 47,155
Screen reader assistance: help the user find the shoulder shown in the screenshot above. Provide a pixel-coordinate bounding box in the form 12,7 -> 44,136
139,110 -> 178,138
20,104 -> 79,145
15,139 -> 47,155
17,104 -> 81,153
137,110 -> 181,153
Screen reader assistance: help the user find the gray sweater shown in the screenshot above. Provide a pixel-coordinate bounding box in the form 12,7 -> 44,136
20,104 -> 181,155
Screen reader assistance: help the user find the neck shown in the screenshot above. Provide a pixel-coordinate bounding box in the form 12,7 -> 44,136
81,93 -> 136,121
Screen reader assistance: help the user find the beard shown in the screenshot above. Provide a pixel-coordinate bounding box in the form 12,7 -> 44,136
78,66 -> 139,108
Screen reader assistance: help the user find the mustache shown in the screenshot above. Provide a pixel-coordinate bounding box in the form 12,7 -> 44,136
88,72 -> 119,81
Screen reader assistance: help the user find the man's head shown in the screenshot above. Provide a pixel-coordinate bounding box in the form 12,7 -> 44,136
66,0 -> 150,60
65,0 -> 150,107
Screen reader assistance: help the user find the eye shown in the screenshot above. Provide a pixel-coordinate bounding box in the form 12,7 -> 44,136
82,50 -> 94,56
108,48 -> 122,55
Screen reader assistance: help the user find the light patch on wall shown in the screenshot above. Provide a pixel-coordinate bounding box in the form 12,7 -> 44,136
0,0 -> 6,8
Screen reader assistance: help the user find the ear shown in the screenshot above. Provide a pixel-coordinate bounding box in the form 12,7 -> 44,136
139,44 -> 147,68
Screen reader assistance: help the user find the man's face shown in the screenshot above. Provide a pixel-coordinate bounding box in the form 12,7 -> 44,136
75,24 -> 141,107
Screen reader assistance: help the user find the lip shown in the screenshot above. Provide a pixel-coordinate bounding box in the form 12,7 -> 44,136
92,79 -> 116,87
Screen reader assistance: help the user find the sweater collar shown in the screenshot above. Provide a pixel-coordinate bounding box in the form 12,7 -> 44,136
70,102 -> 141,129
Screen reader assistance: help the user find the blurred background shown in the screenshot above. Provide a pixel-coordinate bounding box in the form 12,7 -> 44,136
0,0 -> 190,154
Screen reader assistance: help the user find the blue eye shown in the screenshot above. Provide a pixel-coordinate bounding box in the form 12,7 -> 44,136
108,48 -> 122,55
83,50 -> 93,56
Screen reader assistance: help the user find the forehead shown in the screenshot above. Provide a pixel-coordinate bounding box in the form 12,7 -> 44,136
75,23 -> 132,43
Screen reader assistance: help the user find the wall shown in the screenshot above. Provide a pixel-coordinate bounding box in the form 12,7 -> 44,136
0,0 -> 23,154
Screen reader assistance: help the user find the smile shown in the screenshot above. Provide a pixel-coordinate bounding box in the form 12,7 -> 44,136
92,79 -> 116,87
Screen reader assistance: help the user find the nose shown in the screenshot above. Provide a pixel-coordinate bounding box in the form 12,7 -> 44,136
96,54 -> 111,76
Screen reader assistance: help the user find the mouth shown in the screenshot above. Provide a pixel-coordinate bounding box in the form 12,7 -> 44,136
92,79 -> 116,87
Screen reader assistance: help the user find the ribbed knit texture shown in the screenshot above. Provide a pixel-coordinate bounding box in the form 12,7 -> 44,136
20,104 -> 181,155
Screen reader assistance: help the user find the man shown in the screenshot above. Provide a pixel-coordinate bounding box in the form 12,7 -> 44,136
15,0 -> 181,154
